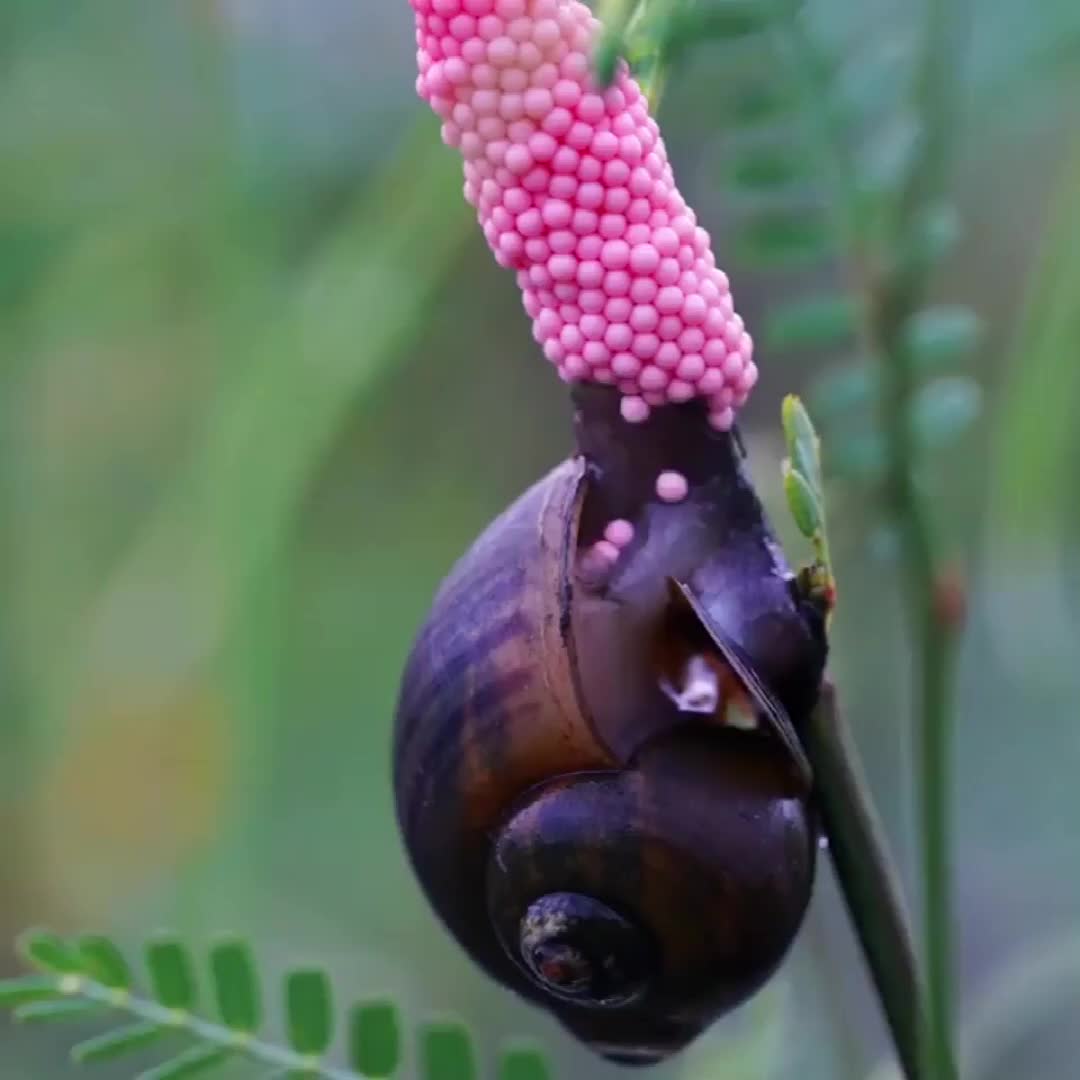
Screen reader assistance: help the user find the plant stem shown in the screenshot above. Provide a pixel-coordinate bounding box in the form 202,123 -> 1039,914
872,270 -> 958,1080
872,0 -> 965,1074
805,683 -> 926,1080
775,7 -> 963,1071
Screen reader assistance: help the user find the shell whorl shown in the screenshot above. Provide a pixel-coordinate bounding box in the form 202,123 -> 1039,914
393,457 -> 612,987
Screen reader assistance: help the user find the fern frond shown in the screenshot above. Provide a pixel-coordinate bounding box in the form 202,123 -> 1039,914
1,929 -> 551,1080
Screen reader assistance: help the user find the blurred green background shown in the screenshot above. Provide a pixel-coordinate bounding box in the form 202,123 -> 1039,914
2,1 -> 1079,1077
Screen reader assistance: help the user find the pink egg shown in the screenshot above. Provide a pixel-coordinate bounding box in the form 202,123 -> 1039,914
640,365 -> 669,391
583,341 -> 610,366
591,539 -> 622,564
604,519 -> 635,547
629,243 -> 660,275
656,470 -> 689,503
632,333 -> 660,360
621,396 -> 650,423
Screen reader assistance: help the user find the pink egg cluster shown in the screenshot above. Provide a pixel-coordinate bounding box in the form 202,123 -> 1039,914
580,517 -> 636,581
409,0 -> 758,428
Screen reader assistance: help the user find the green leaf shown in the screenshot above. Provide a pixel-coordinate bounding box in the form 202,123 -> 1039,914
349,999 -> 401,1077
765,294 -> 859,350
655,1 -> 795,62
421,1020 -> 476,1080
781,394 -> 824,497
594,0 -> 634,85
499,1045 -> 551,1080
834,38 -> 911,127
694,0 -> 792,39
808,362 -> 879,421
146,937 -> 197,1011
0,975 -> 62,1006
736,212 -> 833,268
905,305 -> 983,367
902,202 -> 962,268
728,84 -> 797,128
136,1044 -> 232,1080
285,969 -> 333,1056
71,1022 -> 168,1063
727,147 -> 811,192
17,929 -> 82,974
857,113 -> 922,196
209,938 -> 260,1032
783,462 -> 824,538
832,429 -> 888,481
14,998 -> 102,1023
911,376 -> 982,449
78,935 -> 133,990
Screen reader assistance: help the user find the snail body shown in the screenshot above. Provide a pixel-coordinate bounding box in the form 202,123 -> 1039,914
393,385 -> 827,1065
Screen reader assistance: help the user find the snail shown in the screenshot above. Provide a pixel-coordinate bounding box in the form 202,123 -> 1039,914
393,382 -> 828,1066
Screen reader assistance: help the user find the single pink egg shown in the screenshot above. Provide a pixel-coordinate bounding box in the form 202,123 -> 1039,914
620,396 -> 651,424
604,519 -> 636,548
656,470 -> 689,503
611,352 -> 641,378
592,539 -> 622,564
582,341 -> 610,367
667,379 -> 696,403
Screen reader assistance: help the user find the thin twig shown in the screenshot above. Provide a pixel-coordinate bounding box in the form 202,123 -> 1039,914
805,682 -> 926,1080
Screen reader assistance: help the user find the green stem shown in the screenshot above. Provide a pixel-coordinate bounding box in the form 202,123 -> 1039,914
772,13 -> 961,1076
805,683 -> 926,1080
876,0 -> 965,1073
778,13 -> 963,1068
877,335 -> 958,1080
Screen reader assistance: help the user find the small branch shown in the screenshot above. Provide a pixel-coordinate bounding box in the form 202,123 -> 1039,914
805,682 -> 926,1080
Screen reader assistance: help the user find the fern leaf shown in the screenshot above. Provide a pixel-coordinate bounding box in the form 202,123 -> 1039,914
71,1022 -> 169,1064
736,210 -> 834,267
904,305 -> 983,366
809,361 -> 878,422
499,1046 -> 551,1080
765,294 -> 859,350
78,935 -> 134,991
0,975 -> 63,1007
349,999 -> 401,1077
14,998 -> 103,1024
285,970 -> 334,1057
209,938 -> 261,1032
136,1044 -> 233,1080
1,929 -> 555,1080
421,1020 -> 477,1080
18,928 -> 83,974
146,937 -> 198,1012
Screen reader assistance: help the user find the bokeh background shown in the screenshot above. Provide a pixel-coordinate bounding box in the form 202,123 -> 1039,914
2,1 -> 1079,1077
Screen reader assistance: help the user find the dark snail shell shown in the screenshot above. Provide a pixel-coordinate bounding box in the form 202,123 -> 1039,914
393,385 -> 827,1065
